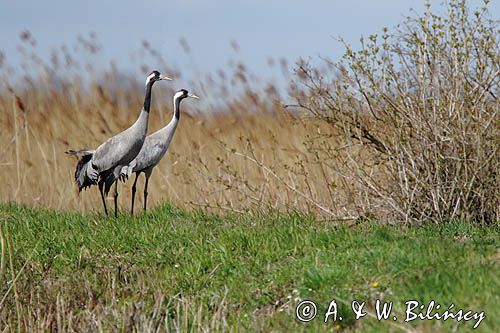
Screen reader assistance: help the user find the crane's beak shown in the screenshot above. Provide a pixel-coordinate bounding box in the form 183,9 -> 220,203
188,93 -> 199,99
159,75 -> 173,81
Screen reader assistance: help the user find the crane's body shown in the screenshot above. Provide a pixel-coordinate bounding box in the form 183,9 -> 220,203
122,89 -> 198,213
132,116 -> 179,173
67,71 -> 172,217
93,111 -> 150,173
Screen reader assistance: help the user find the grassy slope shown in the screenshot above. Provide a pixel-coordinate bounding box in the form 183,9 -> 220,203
0,204 -> 498,332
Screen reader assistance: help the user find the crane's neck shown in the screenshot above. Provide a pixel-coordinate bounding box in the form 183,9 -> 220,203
142,81 -> 155,113
173,95 -> 182,120
154,95 -> 182,140
132,80 -> 156,137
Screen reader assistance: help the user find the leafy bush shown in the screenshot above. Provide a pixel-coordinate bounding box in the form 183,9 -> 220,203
296,0 -> 499,224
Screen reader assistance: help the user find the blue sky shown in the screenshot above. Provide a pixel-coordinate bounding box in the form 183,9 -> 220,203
1,0 -> 498,91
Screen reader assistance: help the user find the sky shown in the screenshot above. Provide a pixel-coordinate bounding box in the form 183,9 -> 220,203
1,0 -> 498,92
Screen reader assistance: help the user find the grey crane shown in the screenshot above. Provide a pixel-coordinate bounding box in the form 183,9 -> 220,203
120,89 -> 199,214
66,70 -> 172,217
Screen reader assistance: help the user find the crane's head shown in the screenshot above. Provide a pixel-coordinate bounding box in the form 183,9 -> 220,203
145,70 -> 173,88
174,89 -> 199,101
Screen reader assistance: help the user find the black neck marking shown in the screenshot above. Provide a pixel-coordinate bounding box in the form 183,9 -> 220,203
174,96 -> 183,120
143,80 -> 155,112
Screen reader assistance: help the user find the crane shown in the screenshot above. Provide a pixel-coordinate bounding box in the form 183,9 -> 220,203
120,89 -> 199,214
66,70 -> 172,217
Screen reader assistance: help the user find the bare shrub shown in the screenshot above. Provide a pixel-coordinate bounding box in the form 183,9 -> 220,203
295,0 -> 499,224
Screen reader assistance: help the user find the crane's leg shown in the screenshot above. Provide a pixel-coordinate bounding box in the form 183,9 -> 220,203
143,174 -> 150,212
131,173 -> 139,215
113,180 -> 119,218
98,182 -> 108,216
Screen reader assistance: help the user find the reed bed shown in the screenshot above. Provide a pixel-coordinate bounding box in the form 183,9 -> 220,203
0,70 -> 357,218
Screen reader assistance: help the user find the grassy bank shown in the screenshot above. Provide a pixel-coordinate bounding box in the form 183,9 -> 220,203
0,204 -> 498,332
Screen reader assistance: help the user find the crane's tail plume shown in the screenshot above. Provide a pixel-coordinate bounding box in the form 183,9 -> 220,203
100,169 -> 116,196
119,160 -> 135,182
66,149 -> 98,192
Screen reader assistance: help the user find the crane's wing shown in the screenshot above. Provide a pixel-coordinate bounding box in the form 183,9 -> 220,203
92,128 -> 141,172
131,137 -> 167,172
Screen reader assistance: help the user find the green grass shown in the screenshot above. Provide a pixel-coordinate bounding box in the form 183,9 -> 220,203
0,204 -> 498,332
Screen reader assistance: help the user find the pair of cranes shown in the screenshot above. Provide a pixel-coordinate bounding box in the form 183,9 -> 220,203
67,70 -> 198,217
